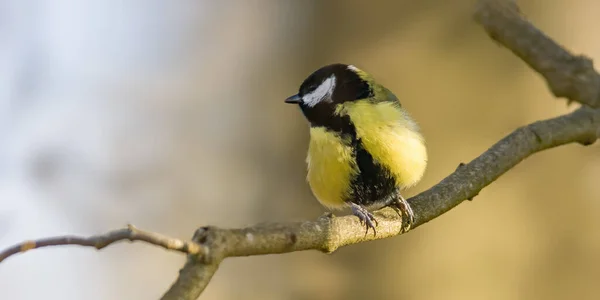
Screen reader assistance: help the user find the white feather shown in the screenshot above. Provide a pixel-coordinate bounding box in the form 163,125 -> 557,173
302,75 -> 336,107
347,65 -> 360,72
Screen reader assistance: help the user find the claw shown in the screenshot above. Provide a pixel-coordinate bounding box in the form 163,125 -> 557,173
392,194 -> 415,233
367,211 -> 378,227
350,203 -> 378,236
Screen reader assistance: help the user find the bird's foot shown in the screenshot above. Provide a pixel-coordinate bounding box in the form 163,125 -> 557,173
350,203 -> 378,236
390,194 -> 415,233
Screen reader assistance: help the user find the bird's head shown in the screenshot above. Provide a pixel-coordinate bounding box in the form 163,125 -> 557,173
285,63 -> 374,129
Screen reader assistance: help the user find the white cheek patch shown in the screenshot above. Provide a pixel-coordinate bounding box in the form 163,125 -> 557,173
302,75 -> 336,107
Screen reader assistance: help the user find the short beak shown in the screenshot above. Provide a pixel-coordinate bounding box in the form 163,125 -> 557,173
284,94 -> 301,104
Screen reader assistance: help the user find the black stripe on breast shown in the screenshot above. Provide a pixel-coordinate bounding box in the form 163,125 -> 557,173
347,139 -> 398,207
304,105 -> 398,207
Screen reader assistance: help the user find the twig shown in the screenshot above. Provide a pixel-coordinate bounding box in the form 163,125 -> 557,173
0,224 -> 204,263
474,0 -> 600,108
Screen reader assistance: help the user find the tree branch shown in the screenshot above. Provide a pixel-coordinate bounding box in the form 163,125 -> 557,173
2,106 -> 596,298
474,0 -> 600,108
0,224 -> 205,263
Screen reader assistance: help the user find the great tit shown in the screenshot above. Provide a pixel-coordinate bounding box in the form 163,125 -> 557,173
285,64 -> 427,235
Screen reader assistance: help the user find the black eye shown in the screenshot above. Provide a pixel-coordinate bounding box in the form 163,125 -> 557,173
300,84 -> 318,96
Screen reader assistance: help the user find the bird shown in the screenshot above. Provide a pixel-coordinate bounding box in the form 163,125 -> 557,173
285,63 -> 427,235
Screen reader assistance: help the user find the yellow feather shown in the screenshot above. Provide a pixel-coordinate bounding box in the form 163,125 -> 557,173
306,127 -> 356,208
338,100 -> 427,188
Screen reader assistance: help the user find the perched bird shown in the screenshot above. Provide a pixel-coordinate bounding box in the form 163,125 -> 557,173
285,64 -> 427,234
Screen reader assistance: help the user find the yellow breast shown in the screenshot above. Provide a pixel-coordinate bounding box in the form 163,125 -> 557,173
340,100 -> 428,188
306,127 -> 357,208
306,101 -> 427,208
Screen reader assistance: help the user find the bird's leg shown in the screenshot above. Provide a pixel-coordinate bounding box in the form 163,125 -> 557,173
349,202 -> 378,236
389,193 -> 415,233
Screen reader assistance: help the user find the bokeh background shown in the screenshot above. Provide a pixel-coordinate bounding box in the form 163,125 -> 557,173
1,0 -> 599,299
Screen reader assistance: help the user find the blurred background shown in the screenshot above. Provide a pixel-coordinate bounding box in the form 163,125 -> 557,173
1,0 -> 599,299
